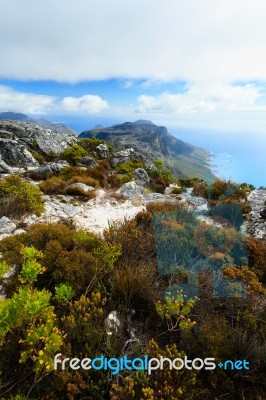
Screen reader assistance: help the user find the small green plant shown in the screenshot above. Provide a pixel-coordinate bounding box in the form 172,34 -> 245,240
0,246 -> 65,374
115,159 -> 145,175
156,291 -> 197,332
18,246 -> 45,285
0,175 -> 44,216
60,144 -> 87,165
55,283 -> 75,304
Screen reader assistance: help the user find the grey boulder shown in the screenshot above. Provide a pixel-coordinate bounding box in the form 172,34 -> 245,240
32,161 -> 69,179
79,156 -> 98,168
260,207 -> 266,218
0,217 -> 16,235
118,181 -> 144,199
96,144 -> 109,159
66,183 -> 95,193
0,139 -> 39,168
111,148 -> 137,167
134,168 -> 150,187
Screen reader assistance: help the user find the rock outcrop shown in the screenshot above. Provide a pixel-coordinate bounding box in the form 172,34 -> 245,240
134,168 -> 150,187
96,144 -> 109,159
0,120 -> 76,170
0,139 -> 39,168
247,189 -> 266,240
31,161 -> 69,179
118,181 -> 144,199
79,156 -> 98,168
111,148 -> 138,167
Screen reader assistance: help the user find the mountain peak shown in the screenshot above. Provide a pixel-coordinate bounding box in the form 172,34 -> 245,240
133,120 -> 155,126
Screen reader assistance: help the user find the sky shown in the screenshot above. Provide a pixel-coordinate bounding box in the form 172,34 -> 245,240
1,0 -> 266,134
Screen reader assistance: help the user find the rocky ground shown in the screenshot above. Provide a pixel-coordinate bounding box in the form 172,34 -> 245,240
0,182 -> 265,241
246,189 -> 266,240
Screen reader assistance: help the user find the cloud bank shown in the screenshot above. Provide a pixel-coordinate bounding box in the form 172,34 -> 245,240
137,84 -> 262,114
0,86 -> 109,115
1,0 -> 266,83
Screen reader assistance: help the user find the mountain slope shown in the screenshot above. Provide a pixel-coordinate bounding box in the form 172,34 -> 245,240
0,112 -> 76,136
79,120 -> 215,182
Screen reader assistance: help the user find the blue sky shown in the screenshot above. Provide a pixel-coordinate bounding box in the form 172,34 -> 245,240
1,0 -> 266,134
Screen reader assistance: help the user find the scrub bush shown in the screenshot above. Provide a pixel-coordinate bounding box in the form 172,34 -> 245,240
0,175 -> 44,217
60,144 -> 87,165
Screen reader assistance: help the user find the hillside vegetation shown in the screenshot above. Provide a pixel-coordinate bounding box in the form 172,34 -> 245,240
0,124 -> 265,400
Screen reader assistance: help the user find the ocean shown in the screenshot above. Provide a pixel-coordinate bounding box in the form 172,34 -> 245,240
171,128 -> 266,188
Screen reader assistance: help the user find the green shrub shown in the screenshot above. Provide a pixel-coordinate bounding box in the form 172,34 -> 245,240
55,283 -> 75,304
59,166 -> 89,181
209,179 -> 237,200
79,137 -> 114,156
112,261 -> 159,309
30,150 -> 45,164
39,176 -> 67,194
192,181 -> 208,198
0,195 -> 28,219
60,166 -> 107,187
150,159 -> 174,182
0,223 -> 121,296
104,218 -> 155,265
115,159 -> 145,174
60,144 -> 87,165
0,175 -> 44,217
68,175 -> 99,187
150,181 -> 165,193
171,187 -> 183,194
178,177 -> 198,187
39,175 -> 98,196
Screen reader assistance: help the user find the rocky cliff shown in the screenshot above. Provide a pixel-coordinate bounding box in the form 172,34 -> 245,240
0,120 -> 76,172
79,120 -> 215,182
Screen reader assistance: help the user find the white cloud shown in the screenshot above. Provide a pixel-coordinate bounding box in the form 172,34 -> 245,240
1,0 -> 266,83
121,80 -> 134,89
0,85 -> 54,114
60,94 -> 109,113
0,86 -> 109,115
137,84 -> 262,114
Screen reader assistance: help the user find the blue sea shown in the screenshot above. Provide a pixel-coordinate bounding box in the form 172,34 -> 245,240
171,127 -> 266,188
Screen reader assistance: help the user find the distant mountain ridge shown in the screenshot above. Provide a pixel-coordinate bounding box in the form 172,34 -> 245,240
79,120 -> 215,181
0,112 -> 76,136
